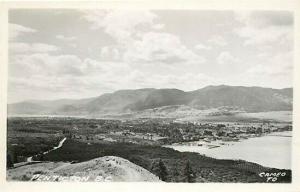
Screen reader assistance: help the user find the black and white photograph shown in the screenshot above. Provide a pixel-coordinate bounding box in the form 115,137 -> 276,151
2,1 -> 299,188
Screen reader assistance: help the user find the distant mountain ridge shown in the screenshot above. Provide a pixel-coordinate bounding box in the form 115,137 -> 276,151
8,85 -> 293,116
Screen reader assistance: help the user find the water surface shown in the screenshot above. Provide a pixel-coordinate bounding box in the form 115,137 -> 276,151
164,131 -> 292,169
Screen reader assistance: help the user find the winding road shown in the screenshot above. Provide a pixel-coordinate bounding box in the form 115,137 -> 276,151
26,137 -> 67,162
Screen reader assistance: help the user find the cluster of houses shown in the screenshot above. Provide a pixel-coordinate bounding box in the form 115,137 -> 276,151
61,119 -> 292,145
176,122 -> 292,142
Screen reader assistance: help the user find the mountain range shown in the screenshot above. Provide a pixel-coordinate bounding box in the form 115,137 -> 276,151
8,85 -> 293,116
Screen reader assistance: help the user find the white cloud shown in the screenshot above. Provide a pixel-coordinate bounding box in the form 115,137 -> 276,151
83,10 -> 206,67
231,11 -> 293,89
216,51 -> 239,65
10,42 -> 60,53
235,11 -> 293,28
9,68 -> 221,102
56,35 -> 76,41
10,52 -> 132,79
82,10 -> 158,43
236,24 -> 292,46
234,11 -> 293,46
10,53 -> 85,77
9,56 -> 126,100
123,32 -> 205,65
100,46 -> 120,61
9,23 -> 37,41
97,70 -> 220,92
229,51 -> 293,89
195,43 -> 211,50
153,23 -> 165,30
208,35 -> 227,46
247,51 -> 293,76
9,50 -> 215,101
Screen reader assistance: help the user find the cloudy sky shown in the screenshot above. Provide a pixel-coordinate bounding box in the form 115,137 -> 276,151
8,9 -> 293,103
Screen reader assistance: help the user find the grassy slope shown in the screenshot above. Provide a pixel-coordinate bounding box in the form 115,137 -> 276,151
43,140 -> 291,183
7,156 -> 160,182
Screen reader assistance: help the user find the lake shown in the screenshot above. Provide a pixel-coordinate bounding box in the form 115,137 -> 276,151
164,131 -> 292,169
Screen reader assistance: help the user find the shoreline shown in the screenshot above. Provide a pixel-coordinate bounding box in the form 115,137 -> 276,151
164,131 -> 292,169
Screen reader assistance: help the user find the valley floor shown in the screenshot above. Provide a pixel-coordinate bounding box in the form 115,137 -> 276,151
6,116 -> 292,183
20,139 -> 291,183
